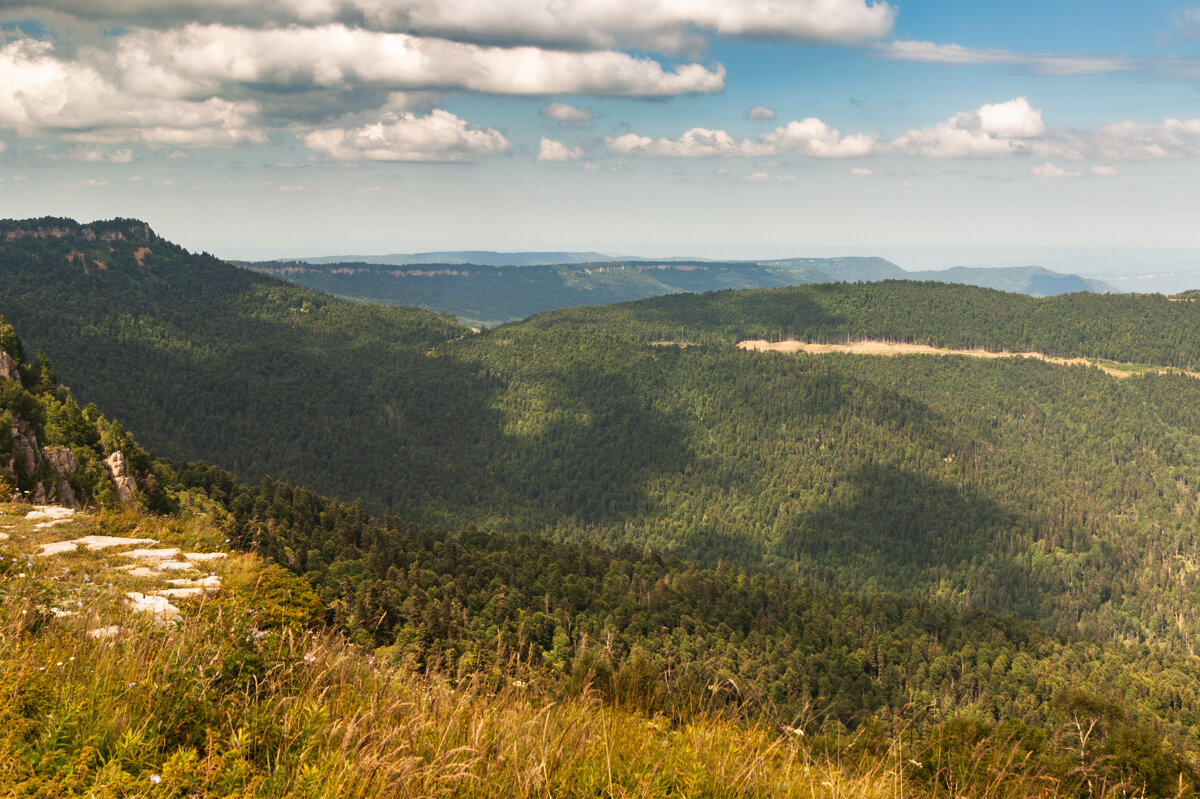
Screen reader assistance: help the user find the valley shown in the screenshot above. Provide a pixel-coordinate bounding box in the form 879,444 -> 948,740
4,218 -> 1200,796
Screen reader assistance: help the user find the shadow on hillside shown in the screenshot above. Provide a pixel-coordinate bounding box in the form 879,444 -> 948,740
776,463 -> 1040,616
482,360 -> 688,527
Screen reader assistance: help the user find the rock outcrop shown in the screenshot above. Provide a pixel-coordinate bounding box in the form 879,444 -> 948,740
104,451 -> 138,505
9,414 -> 41,479
0,349 -> 17,383
42,445 -> 80,509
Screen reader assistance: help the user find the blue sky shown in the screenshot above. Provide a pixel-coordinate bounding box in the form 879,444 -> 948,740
3,0 -> 1200,266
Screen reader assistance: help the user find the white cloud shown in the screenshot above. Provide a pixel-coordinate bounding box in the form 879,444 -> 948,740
1177,6 -> 1200,38
0,38 -> 266,147
1092,164 -> 1118,177
1030,162 -> 1079,178
70,146 -> 136,163
540,102 -> 593,127
16,0 -> 896,54
117,24 -> 726,97
537,136 -> 583,161
607,117 -> 871,158
762,117 -> 875,157
304,109 -> 510,161
744,171 -> 795,182
746,105 -> 775,120
277,184 -> 306,191
607,127 -> 771,158
1042,118 -> 1200,161
356,185 -> 383,192
849,167 -> 876,175
878,41 -> 1135,76
886,97 -> 1044,158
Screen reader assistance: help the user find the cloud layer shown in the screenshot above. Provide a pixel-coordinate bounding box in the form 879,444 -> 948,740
2,0 -> 896,54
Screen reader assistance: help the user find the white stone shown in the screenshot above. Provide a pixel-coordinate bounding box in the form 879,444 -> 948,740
34,519 -> 73,529
183,552 -> 227,562
156,587 -> 208,599
39,541 -> 79,556
155,561 -> 197,571
25,506 -> 75,521
167,575 -> 221,588
73,535 -> 155,551
125,592 -> 180,620
121,548 -> 182,560
88,625 -> 120,639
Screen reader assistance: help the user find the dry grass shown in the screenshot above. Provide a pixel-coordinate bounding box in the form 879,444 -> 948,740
0,502 -> 1171,797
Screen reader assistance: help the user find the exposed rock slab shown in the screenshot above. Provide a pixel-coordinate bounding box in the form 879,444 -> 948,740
121,547 -> 181,560
26,506 -> 76,521
125,592 -> 180,620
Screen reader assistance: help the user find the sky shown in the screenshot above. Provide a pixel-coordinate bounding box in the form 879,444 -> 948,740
3,1 -> 1200,266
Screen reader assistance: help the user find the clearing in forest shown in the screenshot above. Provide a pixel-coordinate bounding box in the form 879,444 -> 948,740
737,339 -> 1200,380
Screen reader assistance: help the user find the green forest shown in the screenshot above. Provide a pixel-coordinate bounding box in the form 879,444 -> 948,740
5,217 -> 1200,795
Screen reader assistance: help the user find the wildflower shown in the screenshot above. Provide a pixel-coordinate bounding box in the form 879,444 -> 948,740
150,774 -> 162,784
303,652 -> 317,663
56,661 -> 63,667
511,679 -> 527,689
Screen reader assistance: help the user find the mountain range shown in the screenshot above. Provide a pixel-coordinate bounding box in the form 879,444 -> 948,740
249,254 -> 1114,327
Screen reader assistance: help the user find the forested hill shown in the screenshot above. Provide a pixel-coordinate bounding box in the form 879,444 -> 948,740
8,219 -> 1200,661
5,321 -> 1200,797
531,280 -> 1200,367
0,216 -> 468,506
248,255 -> 1111,327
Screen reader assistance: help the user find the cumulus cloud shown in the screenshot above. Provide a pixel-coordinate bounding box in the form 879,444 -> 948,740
849,167 -> 876,175
540,102 -> 593,128
0,38 -> 266,146
601,97 -> 1200,171
9,0 -> 897,54
536,136 -> 583,161
762,118 -> 875,157
1039,118 -> 1200,161
1092,164 -> 1118,177
303,109 -> 510,161
116,24 -> 726,97
608,127 -> 771,158
886,97 -> 1045,158
607,117 -> 871,158
746,105 -> 775,120
1030,162 -> 1079,178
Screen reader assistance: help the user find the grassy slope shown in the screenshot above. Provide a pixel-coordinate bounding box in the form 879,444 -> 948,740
0,502 -> 1167,798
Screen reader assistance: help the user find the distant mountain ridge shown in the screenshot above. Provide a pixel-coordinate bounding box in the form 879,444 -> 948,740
252,253 -> 1115,326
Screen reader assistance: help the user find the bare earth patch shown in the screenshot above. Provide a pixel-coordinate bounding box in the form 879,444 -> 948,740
738,339 -> 1200,380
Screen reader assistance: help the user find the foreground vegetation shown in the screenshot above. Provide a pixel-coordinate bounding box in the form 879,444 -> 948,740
2,501 -> 1195,798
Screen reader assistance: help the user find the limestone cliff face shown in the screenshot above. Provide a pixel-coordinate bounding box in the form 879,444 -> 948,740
0,349 -> 17,383
9,414 -> 41,483
104,451 -> 138,506
42,445 -> 80,509
0,217 -> 156,243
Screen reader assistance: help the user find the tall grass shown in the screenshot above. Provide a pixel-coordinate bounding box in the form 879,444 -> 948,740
0,507 -> 1183,797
